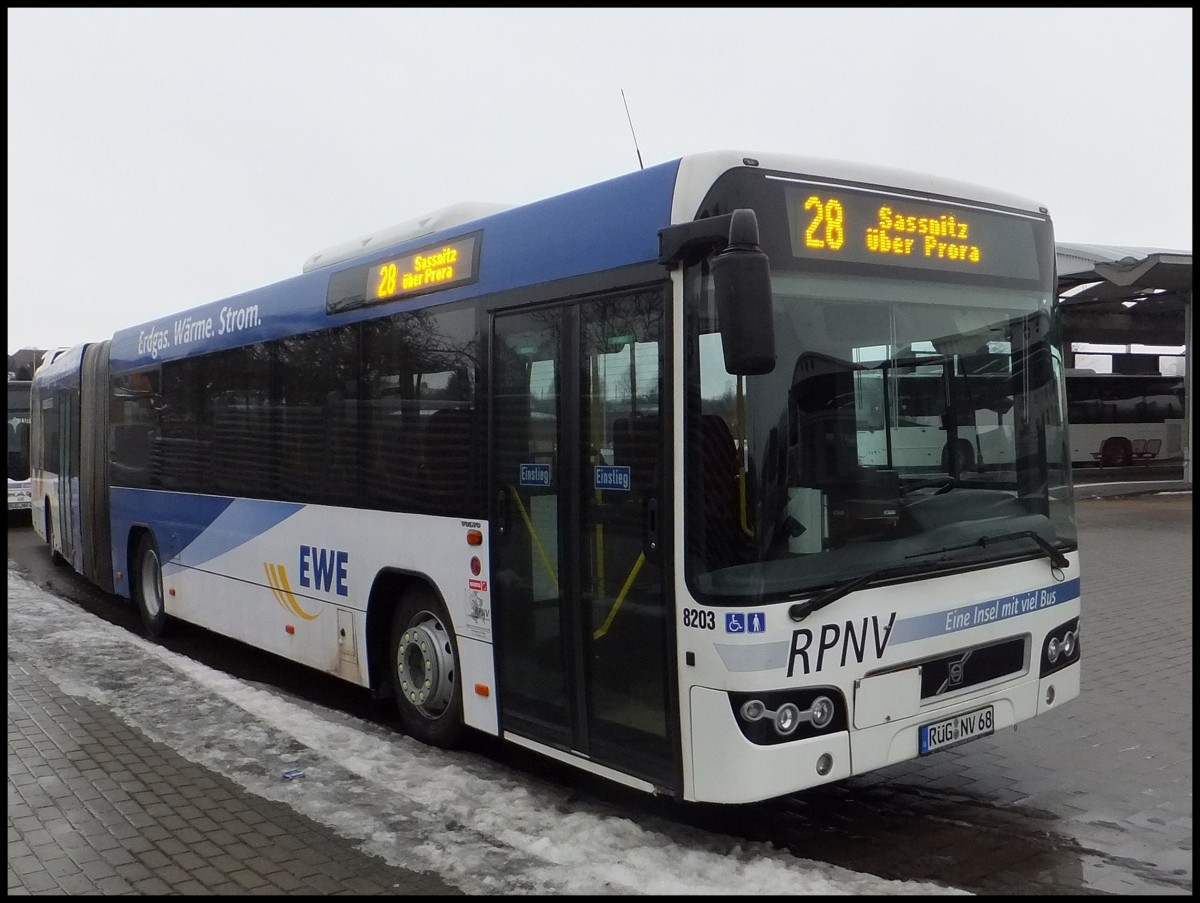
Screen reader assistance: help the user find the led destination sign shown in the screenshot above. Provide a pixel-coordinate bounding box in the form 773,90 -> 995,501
367,236 -> 476,301
326,231 -> 481,313
783,183 -> 1041,280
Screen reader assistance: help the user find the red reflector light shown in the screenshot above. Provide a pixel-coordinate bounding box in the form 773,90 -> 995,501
470,556 -> 482,576
474,683 -> 490,697
467,529 -> 483,546
286,624 -> 295,635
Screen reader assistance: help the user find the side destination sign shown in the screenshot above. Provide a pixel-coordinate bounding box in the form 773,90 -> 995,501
326,231 -> 482,313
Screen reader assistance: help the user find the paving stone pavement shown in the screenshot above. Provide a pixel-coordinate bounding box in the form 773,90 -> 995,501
8,654 -> 464,895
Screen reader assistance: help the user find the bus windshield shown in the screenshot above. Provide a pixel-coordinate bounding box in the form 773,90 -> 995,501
685,267 -> 1077,603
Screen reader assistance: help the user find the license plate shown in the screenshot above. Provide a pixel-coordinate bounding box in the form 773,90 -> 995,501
918,705 -> 994,755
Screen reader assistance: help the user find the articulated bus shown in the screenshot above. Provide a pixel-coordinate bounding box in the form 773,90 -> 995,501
1064,370 -> 1185,467
31,151 -> 1081,804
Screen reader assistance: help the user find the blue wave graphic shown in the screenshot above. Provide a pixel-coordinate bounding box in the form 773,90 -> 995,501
175,499 -> 305,568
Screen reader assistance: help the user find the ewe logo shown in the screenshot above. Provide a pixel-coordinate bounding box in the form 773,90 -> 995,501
264,563 -> 320,621
298,545 -> 349,596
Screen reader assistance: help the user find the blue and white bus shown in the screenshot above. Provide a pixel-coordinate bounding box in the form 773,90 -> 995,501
31,151 -> 1081,804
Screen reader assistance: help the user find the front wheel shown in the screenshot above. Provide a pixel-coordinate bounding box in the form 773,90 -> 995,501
132,533 -> 170,639
388,586 -> 465,749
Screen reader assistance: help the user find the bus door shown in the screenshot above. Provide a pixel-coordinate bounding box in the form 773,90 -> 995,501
489,286 -> 674,789
44,386 -> 80,566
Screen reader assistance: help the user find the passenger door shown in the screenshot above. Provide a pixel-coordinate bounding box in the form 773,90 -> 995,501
489,286 -> 674,788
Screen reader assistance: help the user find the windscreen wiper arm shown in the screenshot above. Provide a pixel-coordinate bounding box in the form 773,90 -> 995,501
790,532 -> 1069,625
790,569 -> 886,622
790,557 -> 934,622
905,530 -> 1069,571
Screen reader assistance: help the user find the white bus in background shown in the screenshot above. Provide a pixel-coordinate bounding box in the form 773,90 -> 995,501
851,351 -> 1019,475
8,379 -> 33,521
1063,370 -> 1185,467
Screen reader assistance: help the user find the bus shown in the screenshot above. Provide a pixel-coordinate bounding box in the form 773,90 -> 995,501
30,151 -> 1081,805
849,355 -> 1021,475
8,379 -> 32,522
1064,370 -> 1185,467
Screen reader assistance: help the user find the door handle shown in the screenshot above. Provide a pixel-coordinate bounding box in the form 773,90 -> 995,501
495,488 -> 510,537
644,496 -> 659,555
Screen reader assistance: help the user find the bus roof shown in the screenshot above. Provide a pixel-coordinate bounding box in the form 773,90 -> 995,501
30,342 -> 91,391
108,150 -> 1049,371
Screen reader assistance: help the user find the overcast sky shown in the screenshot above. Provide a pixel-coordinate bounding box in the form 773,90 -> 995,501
8,568 -> 968,895
7,7 -> 1193,355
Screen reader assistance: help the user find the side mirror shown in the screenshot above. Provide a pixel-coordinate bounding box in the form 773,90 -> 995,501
711,209 -> 775,375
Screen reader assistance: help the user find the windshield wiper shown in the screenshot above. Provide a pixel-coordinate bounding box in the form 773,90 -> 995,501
901,476 -> 957,496
789,531 -> 1069,624
790,557 -> 935,622
905,530 -> 1069,571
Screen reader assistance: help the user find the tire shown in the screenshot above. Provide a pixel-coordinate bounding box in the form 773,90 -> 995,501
388,585 -> 465,749
132,533 -> 170,639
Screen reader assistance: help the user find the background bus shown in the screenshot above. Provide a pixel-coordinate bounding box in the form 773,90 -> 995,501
8,379 -> 32,522
1065,370 -> 1185,467
850,351 -> 1018,476
30,151 -> 1081,805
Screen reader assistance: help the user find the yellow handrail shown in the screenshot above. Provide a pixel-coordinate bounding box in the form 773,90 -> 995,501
508,486 -> 559,591
592,551 -> 645,640
507,483 -> 645,641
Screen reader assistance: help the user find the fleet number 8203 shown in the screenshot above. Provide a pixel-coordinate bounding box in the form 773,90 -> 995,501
683,608 -> 716,629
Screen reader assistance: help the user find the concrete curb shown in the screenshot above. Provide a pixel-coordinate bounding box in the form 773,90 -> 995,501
1073,480 -> 1192,499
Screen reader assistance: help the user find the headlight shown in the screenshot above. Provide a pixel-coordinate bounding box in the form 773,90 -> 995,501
741,699 -> 766,721
1040,617 -> 1081,677
728,689 -> 847,746
810,695 -> 835,729
774,703 -> 801,735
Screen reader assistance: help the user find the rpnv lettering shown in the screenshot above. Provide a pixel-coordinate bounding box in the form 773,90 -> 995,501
299,545 -> 349,596
787,612 -> 896,676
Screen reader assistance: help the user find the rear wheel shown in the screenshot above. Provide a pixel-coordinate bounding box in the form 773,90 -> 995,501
132,533 -> 170,639
388,586 -> 465,749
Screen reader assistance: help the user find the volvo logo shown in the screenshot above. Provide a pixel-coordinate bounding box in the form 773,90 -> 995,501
938,650 -> 973,695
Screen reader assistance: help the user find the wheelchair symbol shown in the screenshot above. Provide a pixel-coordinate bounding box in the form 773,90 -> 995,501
725,612 -> 766,634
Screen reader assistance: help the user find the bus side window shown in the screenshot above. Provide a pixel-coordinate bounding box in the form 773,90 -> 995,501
422,407 -> 472,515
9,423 -> 27,480
700,413 -> 744,569
611,412 -> 658,495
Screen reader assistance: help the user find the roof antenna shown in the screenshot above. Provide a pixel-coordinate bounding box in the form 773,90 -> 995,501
621,89 -> 644,170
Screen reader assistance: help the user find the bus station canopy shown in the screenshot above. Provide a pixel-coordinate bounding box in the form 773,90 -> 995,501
1056,243 -> 1192,348
1055,242 -> 1192,485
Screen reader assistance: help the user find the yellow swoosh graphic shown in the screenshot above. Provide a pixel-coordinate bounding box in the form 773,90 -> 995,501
264,563 -> 321,621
